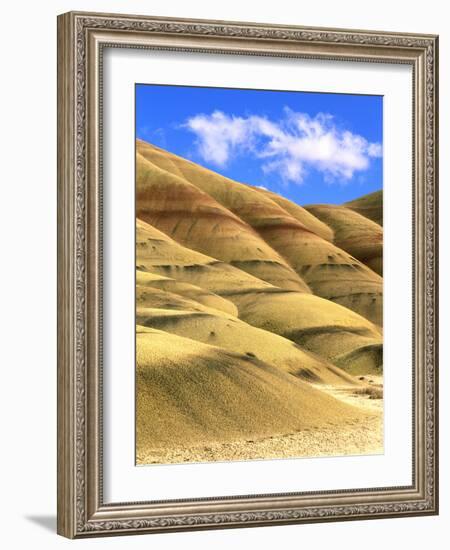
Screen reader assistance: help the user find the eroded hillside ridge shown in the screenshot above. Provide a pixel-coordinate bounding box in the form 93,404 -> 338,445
135,139 -> 384,464
137,139 -> 383,325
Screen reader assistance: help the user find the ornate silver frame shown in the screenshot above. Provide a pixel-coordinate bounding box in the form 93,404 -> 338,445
57,11 -> 439,538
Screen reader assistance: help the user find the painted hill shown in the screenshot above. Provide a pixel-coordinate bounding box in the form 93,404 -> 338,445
305,204 -> 383,275
136,217 -> 382,373
344,190 -> 383,226
136,301 -> 357,386
251,185 -> 334,242
135,139 -> 384,463
137,150 -> 309,292
136,218 -> 275,296
137,140 -> 382,326
136,327 -> 370,457
136,270 -> 238,316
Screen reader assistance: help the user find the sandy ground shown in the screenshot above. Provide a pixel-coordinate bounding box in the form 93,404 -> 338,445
137,381 -> 383,465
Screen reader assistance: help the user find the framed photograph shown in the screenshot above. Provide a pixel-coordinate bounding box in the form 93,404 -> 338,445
57,11 -> 439,538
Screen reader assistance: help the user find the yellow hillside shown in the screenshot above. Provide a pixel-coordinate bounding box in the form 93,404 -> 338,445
136,327 -> 368,458
137,151 -> 310,293
136,218 -> 382,373
136,218 -> 275,296
305,204 -> 383,275
137,140 -> 382,326
232,290 -> 382,373
135,137 -> 384,464
136,299 -> 357,385
255,220 -> 383,326
136,270 -> 238,316
251,185 -> 334,242
345,190 -> 383,226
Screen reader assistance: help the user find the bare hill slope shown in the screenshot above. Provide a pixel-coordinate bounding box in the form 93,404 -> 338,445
305,204 -> 383,275
135,139 -> 384,463
137,150 -> 309,292
137,140 -> 382,326
136,218 -> 382,373
344,190 -> 383,226
136,327 -> 369,459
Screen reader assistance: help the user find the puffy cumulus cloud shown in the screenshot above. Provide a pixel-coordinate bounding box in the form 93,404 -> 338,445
184,108 -> 382,184
184,111 -> 252,167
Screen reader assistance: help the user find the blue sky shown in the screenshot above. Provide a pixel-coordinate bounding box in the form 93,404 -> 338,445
136,84 -> 382,205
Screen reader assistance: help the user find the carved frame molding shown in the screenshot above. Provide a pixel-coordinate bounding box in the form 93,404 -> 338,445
57,11 -> 438,538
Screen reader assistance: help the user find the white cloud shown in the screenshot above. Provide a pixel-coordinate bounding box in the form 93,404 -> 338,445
184,108 -> 382,184
184,111 -> 252,167
367,142 -> 383,157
